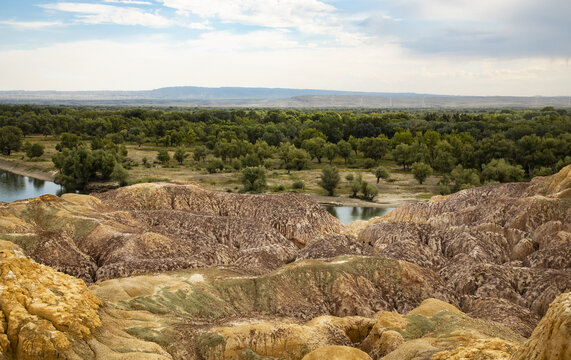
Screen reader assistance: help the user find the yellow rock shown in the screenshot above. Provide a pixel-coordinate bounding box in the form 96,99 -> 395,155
510,291 -> 571,360
432,338 -> 520,360
407,298 -> 463,317
302,345 -> 372,360
0,250 -> 102,359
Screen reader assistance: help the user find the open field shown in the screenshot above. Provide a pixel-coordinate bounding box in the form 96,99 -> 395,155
0,136 -> 439,206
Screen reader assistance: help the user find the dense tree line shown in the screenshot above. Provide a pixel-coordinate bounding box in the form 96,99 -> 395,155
1,105 -> 569,192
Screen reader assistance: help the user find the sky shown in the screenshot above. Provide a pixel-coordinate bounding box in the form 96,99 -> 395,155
0,0 -> 570,96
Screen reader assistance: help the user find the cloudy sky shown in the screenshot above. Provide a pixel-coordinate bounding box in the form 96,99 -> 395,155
0,0 -> 569,95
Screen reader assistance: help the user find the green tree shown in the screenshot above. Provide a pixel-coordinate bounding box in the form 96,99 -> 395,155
361,182 -> 378,201
157,149 -> 170,165
318,166 -> 340,196
206,158 -> 225,173
0,126 -> 23,155
359,135 -> 389,161
92,149 -> 116,180
481,158 -> 525,183
350,174 -> 363,198
26,143 -> 44,158
393,144 -> 414,171
193,145 -> 208,162
52,145 -> 94,189
278,143 -> 310,173
302,137 -> 326,163
110,163 -> 128,186
392,130 -> 414,147
174,147 -> 187,164
323,143 -> 338,165
241,153 -> 261,167
55,133 -> 82,152
337,140 -> 352,164
412,162 -> 433,184
253,140 -> 274,160
372,166 -> 389,184
240,166 -> 267,193
450,165 -> 480,191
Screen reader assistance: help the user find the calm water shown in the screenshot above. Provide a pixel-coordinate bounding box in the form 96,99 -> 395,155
0,169 -> 70,203
324,206 -> 395,225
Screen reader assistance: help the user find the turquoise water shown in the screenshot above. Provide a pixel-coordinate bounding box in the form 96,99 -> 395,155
324,206 -> 395,225
0,169 -> 70,203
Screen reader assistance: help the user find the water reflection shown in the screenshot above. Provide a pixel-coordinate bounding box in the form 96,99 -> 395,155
0,170 -> 26,191
324,206 -> 395,225
0,169 -> 72,203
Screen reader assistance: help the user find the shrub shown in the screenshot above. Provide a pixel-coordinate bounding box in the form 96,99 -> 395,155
412,162 -> 433,184
318,165 -> 340,196
241,153 -> 261,167
345,174 -> 354,181
206,158 -> 225,173
111,163 -> 129,186
272,184 -> 287,192
361,158 -> 377,169
372,166 -> 389,184
26,143 -> 44,158
174,147 -> 187,164
292,180 -> 305,190
361,183 -> 379,201
231,158 -> 242,171
240,166 -> 267,193
157,149 -> 170,165
481,158 -> 525,183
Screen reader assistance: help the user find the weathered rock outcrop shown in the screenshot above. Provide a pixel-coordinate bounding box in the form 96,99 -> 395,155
194,297 -> 523,360
104,256 -> 455,321
94,182 -> 343,247
510,291 -> 571,360
0,249 -> 102,359
302,346 -> 372,360
0,182 -> 341,282
0,167 -> 569,359
356,167 -> 571,336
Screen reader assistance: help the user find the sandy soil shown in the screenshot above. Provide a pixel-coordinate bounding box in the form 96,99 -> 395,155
0,158 -> 57,182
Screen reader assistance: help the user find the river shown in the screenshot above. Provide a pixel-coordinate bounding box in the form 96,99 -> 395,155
0,169 -> 70,203
323,206 -> 395,225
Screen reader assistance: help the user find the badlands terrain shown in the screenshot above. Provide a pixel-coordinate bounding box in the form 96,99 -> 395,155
0,166 -> 569,359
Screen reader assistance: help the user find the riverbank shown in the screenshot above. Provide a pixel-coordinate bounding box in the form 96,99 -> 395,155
309,193 -> 420,208
0,158 -> 57,182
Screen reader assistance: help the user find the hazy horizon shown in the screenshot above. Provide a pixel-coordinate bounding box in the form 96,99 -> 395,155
1,1 -> 570,96
1,86 -> 570,98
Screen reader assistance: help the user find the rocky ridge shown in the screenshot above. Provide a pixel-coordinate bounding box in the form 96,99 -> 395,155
0,167 -> 569,359
357,166 -> 571,336
0,184 -> 342,282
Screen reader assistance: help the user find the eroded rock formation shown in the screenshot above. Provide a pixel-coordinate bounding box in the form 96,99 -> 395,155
510,291 -> 571,360
357,166 -> 571,336
0,167 -> 569,359
0,249 -> 102,359
0,182 -> 342,282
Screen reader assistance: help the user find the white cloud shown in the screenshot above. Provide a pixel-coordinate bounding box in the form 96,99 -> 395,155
184,30 -> 299,51
158,0 -> 363,44
0,20 -> 64,30
159,0 -> 335,28
0,38 -> 568,96
102,0 -> 154,5
41,2 -> 170,27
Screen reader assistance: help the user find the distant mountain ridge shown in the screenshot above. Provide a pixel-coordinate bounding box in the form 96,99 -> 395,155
0,86 -> 568,108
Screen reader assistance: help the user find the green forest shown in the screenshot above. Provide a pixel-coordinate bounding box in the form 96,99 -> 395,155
0,105 -> 569,194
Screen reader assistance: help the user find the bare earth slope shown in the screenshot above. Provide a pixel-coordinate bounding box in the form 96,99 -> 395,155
0,167 -> 569,359
357,166 -> 571,336
0,183 -> 342,282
